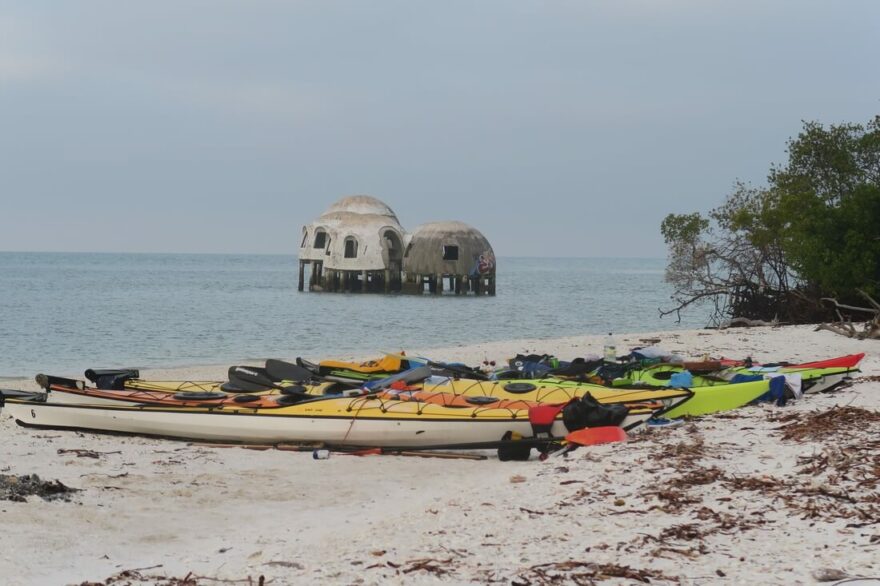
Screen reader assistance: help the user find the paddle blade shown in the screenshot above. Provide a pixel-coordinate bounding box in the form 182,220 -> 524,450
363,365 -> 433,392
565,426 -> 628,446
265,359 -> 314,383
228,366 -> 278,391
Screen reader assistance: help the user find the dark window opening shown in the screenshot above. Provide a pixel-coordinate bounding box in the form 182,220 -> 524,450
344,238 -> 358,258
314,231 -> 327,249
442,245 -> 459,261
301,232 -> 308,248
325,238 -> 331,255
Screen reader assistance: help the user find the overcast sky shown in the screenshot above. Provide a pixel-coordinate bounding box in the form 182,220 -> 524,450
1,1 -> 878,257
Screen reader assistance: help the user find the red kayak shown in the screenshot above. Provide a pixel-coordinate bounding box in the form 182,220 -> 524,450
718,353 -> 865,369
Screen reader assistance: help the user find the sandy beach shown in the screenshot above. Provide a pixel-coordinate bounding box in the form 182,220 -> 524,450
1,324 -> 878,585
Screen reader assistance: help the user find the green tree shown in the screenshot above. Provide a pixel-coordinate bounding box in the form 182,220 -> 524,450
774,117 -> 880,298
662,116 -> 880,325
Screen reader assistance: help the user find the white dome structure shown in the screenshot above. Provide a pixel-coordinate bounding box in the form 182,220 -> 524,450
297,196 -> 495,295
322,195 -> 399,220
299,197 -> 405,267
298,196 -> 407,293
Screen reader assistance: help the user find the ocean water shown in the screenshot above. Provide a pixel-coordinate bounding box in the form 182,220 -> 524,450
0,253 -> 708,378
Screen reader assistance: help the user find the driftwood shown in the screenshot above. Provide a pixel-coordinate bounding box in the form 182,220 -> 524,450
816,289 -> 880,339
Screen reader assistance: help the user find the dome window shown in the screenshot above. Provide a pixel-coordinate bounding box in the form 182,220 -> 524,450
344,237 -> 359,259
314,230 -> 328,249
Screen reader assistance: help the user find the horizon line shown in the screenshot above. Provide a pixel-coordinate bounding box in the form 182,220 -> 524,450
0,249 -> 668,261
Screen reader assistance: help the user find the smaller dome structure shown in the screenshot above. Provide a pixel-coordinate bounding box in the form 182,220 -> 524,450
403,221 -> 496,278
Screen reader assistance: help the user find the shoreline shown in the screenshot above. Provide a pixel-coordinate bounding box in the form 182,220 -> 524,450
0,322 -> 711,384
3,324 -> 836,391
2,324 -> 878,585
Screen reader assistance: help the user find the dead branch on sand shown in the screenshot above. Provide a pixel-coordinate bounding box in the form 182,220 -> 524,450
816,289 -> 880,339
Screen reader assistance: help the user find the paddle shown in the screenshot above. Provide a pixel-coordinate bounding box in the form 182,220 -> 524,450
264,359 -> 315,384
228,366 -> 313,396
231,364 -> 432,399
543,426 -> 628,460
566,426 -> 628,446
35,373 -> 85,391
0,388 -> 45,400
361,365 -> 433,393
381,352 -> 489,381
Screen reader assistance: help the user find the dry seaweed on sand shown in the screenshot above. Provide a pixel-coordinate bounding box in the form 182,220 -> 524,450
774,406 -> 880,441
78,569 -> 266,586
666,466 -> 725,489
0,473 -> 79,502
511,561 -> 678,585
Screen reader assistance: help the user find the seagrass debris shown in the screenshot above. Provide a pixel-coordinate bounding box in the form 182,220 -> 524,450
77,569 -> 266,586
0,473 -> 79,502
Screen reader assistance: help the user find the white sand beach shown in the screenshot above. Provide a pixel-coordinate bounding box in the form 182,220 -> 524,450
1,324 -> 878,585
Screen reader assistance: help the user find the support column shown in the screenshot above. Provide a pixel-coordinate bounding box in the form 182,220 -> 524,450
298,261 -> 305,292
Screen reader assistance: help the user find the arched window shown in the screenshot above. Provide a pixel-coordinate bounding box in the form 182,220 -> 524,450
344,237 -> 358,258
313,230 -> 327,249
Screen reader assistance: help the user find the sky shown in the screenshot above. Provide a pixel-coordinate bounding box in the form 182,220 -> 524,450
1,1 -> 878,257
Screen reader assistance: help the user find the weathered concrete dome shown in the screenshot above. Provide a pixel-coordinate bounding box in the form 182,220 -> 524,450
299,196 -> 406,269
322,195 -> 399,221
403,221 -> 496,277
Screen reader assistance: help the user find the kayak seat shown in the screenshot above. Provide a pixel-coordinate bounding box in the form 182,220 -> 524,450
504,383 -> 537,394
173,391 -> 227,401
232,394 -> 261,404
465,395 -> 500,405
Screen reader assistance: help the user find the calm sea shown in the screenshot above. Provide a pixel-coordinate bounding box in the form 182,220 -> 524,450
0,253 -> 708,378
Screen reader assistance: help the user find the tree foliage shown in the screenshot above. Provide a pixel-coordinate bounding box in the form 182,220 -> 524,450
662,116 -> 880,325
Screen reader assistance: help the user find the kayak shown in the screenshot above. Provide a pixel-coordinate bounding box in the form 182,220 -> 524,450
3,389 -> 661,446
58,369 -> 693,411
407,376 -> 771,419
42,377 -> 661,412
61,356 -> 779,420
300,352 -> 861,402
294,358 -> 780,418
717,353 -> 865,370
72,369 -> 758,419
316,355 -> 411,381
621,354 -> 862,393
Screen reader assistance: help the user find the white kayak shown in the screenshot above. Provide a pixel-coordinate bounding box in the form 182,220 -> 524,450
3,394 -> 658,448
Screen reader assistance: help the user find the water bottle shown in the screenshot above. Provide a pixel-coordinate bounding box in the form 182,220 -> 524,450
603,332 -> 617,363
